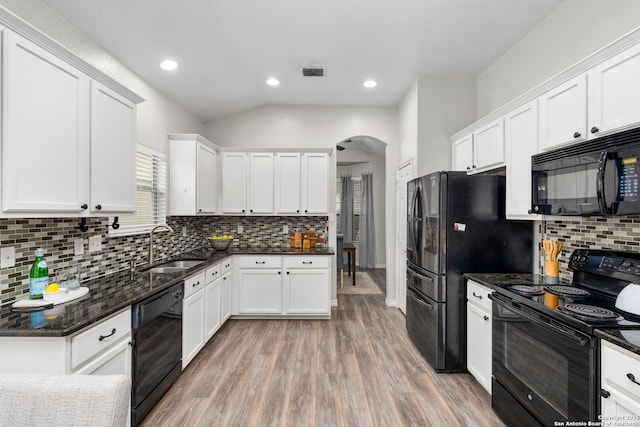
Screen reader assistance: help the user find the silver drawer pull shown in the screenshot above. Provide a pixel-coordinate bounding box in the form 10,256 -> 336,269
627,373 -> 640,386
99,328 -> 116,342
256,261 -> 266,264
472,292 -> 483,299
193,281 -> 201,287
302,261 -> 312,264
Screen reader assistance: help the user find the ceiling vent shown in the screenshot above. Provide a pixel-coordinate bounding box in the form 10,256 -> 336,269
302,66 -> 326,77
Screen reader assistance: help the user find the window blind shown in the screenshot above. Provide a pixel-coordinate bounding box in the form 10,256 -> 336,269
112,145 -> 166,234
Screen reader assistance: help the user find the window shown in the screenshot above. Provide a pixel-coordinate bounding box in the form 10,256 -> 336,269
110,145 -> 167,235
336,177 -> 361,242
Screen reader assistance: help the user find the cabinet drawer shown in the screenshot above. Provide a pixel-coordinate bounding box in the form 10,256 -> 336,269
71,308 -> 131,369
466,280 -> 492,311
221,258 -> 232,274
184,271 -> 206,299
236,256 -> 281,269
602,341 -> 640,398
283,256 -> 329,269
205,264 -> 221,283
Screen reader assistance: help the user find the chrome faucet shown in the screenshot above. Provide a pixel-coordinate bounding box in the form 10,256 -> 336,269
149,224 -> 174,264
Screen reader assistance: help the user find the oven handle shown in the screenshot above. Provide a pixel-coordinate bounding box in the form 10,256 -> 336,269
489,293 -> 590,347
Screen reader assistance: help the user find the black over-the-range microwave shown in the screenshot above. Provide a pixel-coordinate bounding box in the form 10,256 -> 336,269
531,126 -> 640,216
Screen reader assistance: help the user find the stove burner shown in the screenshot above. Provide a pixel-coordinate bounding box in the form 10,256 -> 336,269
544,286 -> 591,297
558,304 -> 619,322
509,285 -> 545,296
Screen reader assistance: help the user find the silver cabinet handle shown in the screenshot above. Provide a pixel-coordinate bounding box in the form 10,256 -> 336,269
472,292 -> 483,299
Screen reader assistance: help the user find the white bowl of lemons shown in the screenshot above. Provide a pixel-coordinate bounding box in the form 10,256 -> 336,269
208,235 -> 234,251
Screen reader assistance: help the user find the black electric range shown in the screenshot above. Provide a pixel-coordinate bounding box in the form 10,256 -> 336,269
488,249 -> 640,427
491,249 -> 640,334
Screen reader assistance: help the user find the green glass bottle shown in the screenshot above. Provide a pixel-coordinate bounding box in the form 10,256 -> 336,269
29,248 -> 49,299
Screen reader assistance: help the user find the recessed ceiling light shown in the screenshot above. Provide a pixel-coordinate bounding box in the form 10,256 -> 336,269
160,59 -> 178,71
363,79 -> 377,88
266,78 -> 280,86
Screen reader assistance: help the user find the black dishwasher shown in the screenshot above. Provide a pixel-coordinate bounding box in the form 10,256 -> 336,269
131,281 -> 183,426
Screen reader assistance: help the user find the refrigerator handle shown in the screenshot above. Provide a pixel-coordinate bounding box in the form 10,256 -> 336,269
410,187 -> 420,256
407,267 -> 434,283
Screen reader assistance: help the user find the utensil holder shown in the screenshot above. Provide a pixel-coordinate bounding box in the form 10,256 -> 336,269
544,260 -> 559,284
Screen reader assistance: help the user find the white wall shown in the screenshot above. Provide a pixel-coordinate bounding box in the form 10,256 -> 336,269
0,0 -> 204,152
398,81 -> 419,167
477,0 -> 640,118
416,76 -> 476,175
337,149 -> 386,268
205,105 -> 399,305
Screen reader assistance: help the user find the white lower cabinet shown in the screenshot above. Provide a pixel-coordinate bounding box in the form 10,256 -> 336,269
221,259 -> 233,321
205,265 -> 222,341
466,280 -> 492,394
182,271 -> 206,369
601,340 -> 640,421
234,255 -> 330,317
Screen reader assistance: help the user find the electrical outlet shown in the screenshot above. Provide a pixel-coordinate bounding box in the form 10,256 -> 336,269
283,225 -> 289,234
1,247 -> 15,268
237,224 -> 243,234
88,235 -> 102,253
74,239 -> 85,256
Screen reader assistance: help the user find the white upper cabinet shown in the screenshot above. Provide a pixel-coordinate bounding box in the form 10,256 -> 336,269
588,43 -> 640,137
2,30 -> 90,213
275,152 -> 302,214
538,75 -> 588,151
473,118 -> 505,172
221,152 -> 247,214
169,134 -> 217,215
89,81 -> 136,214
0,26 -> 142,217
451,119 -> 504,174
301,153 -> 329,214
505,100 -> 540,220
247,152 -> 275,214
451,135 -> 474,172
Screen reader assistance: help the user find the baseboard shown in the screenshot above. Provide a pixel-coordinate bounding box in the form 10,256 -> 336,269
374,263 -> 386,268
385,297 -> 397,307
331,299 -> 338,307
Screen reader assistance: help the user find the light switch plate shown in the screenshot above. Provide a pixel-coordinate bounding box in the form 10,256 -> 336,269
237,224 -> 243,234
1,247 -> 15,268
283,225 -> 289,234
88,235 -> 102,253
74,239 -> 85,256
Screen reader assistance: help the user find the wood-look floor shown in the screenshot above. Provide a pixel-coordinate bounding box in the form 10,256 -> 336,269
141,273 -> 504,427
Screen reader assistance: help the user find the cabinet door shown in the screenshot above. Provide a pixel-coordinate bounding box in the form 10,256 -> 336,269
73,337 -> 132,377
473,119 -> 504,172
221,272 -> 232,321
2,31 -> 89,212
205,278 -> 222,341
221,152 -> 246,214
601,384 -> 640,421
284,269 -> 330,315
301,153 -> 329,214
588,43 -> 640,137
275,153 -> 301,214
182,289 -> 205,369
539,75 -> 587,151
466,303 -> 492,394
505,101 -> 539,220
196,144 -> 216,213
90,81 -> 136,214
451,135 -> 473,172
248,152 -> 274,214
237,269 -> 282,314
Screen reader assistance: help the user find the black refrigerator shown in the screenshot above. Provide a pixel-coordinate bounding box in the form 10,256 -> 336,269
406,171 -> 532,372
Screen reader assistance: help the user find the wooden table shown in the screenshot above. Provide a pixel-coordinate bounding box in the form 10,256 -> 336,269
343,243 -> 356,286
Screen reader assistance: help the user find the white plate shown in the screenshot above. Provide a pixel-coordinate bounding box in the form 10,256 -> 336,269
12,287 -> 89,309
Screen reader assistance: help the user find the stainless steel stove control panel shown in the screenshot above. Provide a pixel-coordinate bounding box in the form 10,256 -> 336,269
568,249 -> 640,275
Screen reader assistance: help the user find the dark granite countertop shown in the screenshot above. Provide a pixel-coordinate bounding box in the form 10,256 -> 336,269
0,246 -> 335,338
595,329 -> 640,356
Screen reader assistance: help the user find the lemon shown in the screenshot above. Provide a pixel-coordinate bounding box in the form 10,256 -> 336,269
46,283 -> 59,292
227,236 -> 233,240
222,235 -> 229,240
211,236 -> 218,240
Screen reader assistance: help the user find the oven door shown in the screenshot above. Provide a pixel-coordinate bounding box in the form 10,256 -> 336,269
491,293 -> 598,426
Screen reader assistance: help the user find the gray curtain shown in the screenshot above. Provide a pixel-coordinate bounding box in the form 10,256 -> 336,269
358,173 -> 375,268
340,175 -> 353,243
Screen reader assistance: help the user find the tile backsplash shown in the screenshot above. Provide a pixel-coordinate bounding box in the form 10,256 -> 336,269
0,215 -> 327,306
541,215 -> 640,282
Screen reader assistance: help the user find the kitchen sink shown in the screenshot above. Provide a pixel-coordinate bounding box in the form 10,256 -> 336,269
142,259 -> 204,274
